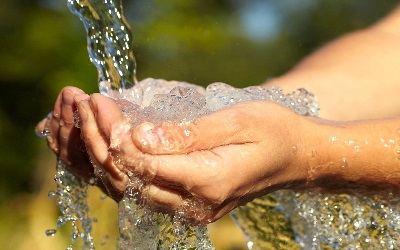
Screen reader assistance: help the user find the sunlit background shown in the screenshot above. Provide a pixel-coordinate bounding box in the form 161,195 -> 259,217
0,0 -> 397,249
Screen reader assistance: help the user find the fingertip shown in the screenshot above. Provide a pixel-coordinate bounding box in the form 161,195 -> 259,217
76,99 -> 90,124
132,122 -> 160,153
89,93 -> 119,116
143,184 -> 184,213
89,93 -> 100,113
87,93 -> 130,147
35,117 -> 48,133
62,86 -> 85,94
62,89 -> 79,107
132,121 -> 198,154
74,93 -> 90,103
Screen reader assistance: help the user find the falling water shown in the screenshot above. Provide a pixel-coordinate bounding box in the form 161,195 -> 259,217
47,0 -> 400,249
67,0 -> 141,100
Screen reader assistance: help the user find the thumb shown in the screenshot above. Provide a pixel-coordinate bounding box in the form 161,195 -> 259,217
132,102 -> 260,154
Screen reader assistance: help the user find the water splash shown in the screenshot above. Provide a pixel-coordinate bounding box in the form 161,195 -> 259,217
117,176 -> 214,250
47,160 -> 94,249
104,77 -> 318,249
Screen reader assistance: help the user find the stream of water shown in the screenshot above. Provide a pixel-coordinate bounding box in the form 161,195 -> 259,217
47,0 -> 400,249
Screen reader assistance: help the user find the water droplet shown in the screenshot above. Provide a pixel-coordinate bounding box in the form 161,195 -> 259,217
340,158 -> 348,169
396,128 -> 400,136
45,229 -> 57,237
292,146 -> 298,153
57,217 -> 66,228
311,149 -> 317,157
41,128 -> 51,137
48,191 -> 56,198
184,129 -> 190,136
88,177 -> 97,185
95,167 -> 104,176
395,149 -> 400,159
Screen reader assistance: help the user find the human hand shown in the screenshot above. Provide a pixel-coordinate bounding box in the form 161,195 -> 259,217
35,87 -> 122,199
75,93 -> 310,223
36,87 -> 94,178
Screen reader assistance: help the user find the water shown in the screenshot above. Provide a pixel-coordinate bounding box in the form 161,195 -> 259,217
48,0 -> 400,249
46,160 -> 94,250
117,175 -> 214,249
67,0 -> 140,99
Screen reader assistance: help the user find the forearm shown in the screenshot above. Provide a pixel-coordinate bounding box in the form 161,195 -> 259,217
303,117 -> 400,193
264,6 -> 400,121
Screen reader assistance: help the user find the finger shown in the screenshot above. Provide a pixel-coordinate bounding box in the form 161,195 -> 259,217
89,94 -> 131,145
43,90 -> 64,153
75,94 -> 126,183
35,116 -> 50,137
141,184 -> 184,214
132,102 -> 262,155
135,149 -> 224,197
75,94 -> 107,164
40,87 -> 85,154
58,88 -> 87,165
89,93 -> 145,168
141,183 -> 217,224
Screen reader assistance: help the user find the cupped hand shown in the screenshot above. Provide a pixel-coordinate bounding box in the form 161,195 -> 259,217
75,93 -> 310,223
35,87 -> 95,179
35,87 -> 119,199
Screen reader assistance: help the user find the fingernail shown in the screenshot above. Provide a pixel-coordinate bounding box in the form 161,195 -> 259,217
77,101 -> 89,123
135,122 -> 160,148
74,93 -> 90,103
62,90 -> 75,107
89,95 -> 98,113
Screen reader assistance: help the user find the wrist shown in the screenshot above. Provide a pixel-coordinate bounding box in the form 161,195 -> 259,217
302,117 -> 400,194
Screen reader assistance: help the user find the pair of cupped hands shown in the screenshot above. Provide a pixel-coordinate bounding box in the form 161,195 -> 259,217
36,86 -> 310,224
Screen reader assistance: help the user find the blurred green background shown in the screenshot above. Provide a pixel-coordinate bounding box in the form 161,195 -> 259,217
0,0 -> 397,249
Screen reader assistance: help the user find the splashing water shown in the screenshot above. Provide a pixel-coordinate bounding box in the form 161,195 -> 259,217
47,160 -> 94,250
67,0 -> 140,99
99,77 -> 319,249
48,0 -> 400,249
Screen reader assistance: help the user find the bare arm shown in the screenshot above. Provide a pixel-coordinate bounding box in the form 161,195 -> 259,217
303,116 -> 400,194
265,6 -> 400,121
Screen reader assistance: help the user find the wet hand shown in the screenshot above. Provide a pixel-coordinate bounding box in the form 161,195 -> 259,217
75,93 -> 309,223
36,87 -> 96,181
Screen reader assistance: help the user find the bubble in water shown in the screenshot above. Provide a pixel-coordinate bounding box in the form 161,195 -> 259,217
340,158 -> 348,169
45,229 -> 57,237
88,177 -> 97,185
48,191 -> 56,198
41,128 -> 51,137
